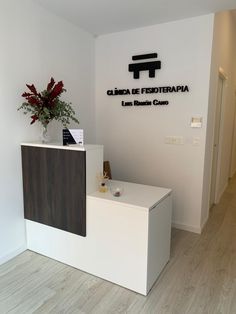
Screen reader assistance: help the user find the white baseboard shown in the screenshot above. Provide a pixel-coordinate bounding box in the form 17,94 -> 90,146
200,215 -> 209,232
216,181 -> 228,204
0,244 -> 27,266
172,222 -> 201,234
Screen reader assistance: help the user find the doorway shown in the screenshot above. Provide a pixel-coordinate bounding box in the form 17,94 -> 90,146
228,91 -> 236,178
210,71 -> 226,207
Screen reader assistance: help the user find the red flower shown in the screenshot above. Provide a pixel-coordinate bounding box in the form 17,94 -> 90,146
47,77 -> 55,91
50,81 -> 64,99
22,92 -> 32,97
27,96 -> 41,106
30,114 -> 39,124
26,84 -> 38,96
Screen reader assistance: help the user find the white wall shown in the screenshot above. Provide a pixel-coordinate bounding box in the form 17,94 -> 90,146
0,0 -> 95,264
95,15 -> 214,233
202,11 -> 236,226
229,14 -> 236,177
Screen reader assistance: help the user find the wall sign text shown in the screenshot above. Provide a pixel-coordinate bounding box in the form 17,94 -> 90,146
106,53 -> 190,107
107,85 -> 189,96
122,100 -> 169,107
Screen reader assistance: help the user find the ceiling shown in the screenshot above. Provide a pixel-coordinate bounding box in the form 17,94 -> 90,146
33,0 -> 236,35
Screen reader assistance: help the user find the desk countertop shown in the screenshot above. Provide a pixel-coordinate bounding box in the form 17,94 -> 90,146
88,180 -> 171,211
21,142 -> 103,151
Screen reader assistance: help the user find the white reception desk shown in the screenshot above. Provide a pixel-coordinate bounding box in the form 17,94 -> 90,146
22,143 -> 172,295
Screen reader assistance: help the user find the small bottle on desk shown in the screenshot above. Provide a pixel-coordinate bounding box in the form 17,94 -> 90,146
99,182 -> 108,193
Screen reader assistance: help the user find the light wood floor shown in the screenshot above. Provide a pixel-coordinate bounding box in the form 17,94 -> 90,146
1,178 -> 236,314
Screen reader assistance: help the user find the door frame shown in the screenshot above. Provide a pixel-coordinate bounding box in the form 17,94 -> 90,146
210,67 -> 227,206
228,89 -> 236,178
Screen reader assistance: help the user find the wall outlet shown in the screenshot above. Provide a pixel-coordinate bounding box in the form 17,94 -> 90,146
165,136 -> 173,144
165,136 -> 184,145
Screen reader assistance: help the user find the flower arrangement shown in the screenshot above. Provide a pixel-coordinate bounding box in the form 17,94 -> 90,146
18,77 -> 79,128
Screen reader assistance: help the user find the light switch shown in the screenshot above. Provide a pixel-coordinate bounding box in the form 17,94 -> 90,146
193,137 -> 200,146
191,117 -> 202,128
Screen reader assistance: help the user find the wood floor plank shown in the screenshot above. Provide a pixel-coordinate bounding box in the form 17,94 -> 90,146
1,176 -> 236,313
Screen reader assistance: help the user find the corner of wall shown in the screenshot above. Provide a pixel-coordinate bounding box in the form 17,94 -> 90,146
172,222 -> 201,234
200,13 -> 216,228
0,244 -> 27,266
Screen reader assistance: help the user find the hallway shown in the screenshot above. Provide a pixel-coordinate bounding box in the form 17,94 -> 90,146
0,177 -> 236,313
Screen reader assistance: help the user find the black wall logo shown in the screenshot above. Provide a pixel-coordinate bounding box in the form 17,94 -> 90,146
128,53 -> 161,79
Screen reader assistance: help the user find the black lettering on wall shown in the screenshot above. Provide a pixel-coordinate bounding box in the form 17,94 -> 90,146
129,53 -> 161,79
132,53 -> 158,61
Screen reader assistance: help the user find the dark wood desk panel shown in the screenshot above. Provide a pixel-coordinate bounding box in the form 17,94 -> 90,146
21,146 -> 86,236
